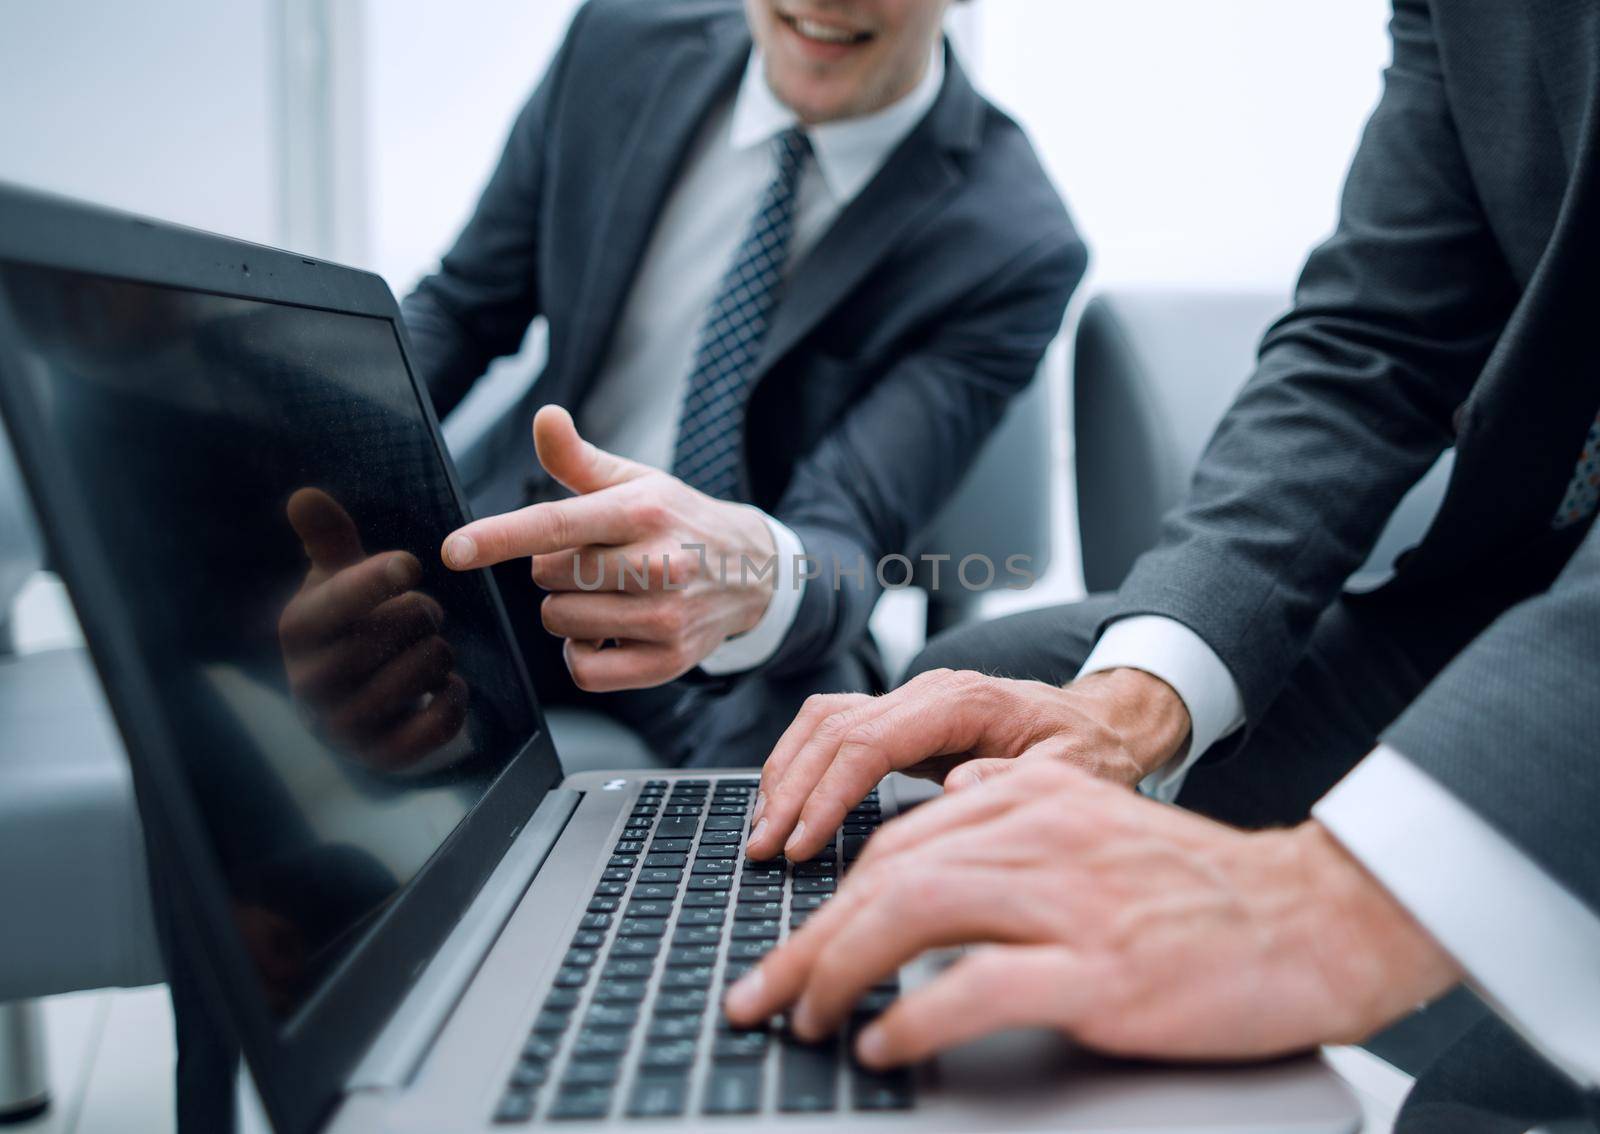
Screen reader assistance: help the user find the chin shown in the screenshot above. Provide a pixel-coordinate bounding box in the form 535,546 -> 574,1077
766,68 -> 861,124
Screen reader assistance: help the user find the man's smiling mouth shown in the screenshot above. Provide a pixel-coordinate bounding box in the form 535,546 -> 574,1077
778,11 -> 875,47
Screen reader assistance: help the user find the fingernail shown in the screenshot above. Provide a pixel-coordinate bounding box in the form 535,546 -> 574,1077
750,817 -> 768,845
386,555 -> 414,588
784,820 -> 807,857
856,1023 -> 890,1066
791,997 -> 818,1038
725,968 -> 765,1017
444,534 -> 475,568
752,792 -> 767,824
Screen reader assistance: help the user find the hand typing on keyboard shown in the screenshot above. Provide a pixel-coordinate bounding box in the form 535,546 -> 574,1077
745,666 -> 1192,862
724,760 -> 1463,1068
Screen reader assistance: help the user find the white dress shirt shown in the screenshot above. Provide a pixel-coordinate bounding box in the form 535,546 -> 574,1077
1082,615 -> 1600,1090
579,46 -> 944,675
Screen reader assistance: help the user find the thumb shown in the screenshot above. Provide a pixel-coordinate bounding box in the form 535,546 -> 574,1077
942,758 -> 1016,793
533,405 -> 651,495
286,487 -> 364,571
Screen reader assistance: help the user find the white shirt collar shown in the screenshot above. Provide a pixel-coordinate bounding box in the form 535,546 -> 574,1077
728,40 -> 946,204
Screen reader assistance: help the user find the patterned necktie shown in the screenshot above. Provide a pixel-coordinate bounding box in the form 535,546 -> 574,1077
1553,405 -> 1600,530
671,128 -> 812,500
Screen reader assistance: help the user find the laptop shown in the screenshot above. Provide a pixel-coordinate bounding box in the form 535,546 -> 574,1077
0,183 -> 1360,1133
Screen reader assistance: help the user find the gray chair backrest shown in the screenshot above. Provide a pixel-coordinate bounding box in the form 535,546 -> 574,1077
0,424 -> 41,651
912,344 -> 1058,630
1073,289 -> 1453,594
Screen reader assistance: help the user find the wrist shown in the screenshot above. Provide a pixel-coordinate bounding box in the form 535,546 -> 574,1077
723,503 -> 778,637
1069,667 -> 1192,779
1284,821 -> 1463,1043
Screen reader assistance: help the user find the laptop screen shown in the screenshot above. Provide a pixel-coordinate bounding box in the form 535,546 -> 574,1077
0,260 -> 540,1023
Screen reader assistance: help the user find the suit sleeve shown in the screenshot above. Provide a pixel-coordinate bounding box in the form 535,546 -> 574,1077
399,3 -> 592,419
1378,513 -> 1600,913
1107,0 -> 1521,726
766,232 -> 1085,677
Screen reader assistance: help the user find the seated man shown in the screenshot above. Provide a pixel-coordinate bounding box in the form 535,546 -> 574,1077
413,0 -> 1083,766
730,1 -> 1600,1129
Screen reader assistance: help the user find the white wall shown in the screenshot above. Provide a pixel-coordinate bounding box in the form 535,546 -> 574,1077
0,0 -> 281,246
970,0 -> 1393,291
363,0 -> 584,296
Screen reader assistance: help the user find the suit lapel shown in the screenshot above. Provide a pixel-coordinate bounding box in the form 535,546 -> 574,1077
753,44 -> 985,379
559,20 -> 749,400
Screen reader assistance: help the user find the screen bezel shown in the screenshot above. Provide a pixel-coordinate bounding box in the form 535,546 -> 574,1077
0,183 -> 566,1134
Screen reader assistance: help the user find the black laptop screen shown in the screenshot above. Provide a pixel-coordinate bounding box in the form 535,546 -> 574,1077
0,261 -> 539,1022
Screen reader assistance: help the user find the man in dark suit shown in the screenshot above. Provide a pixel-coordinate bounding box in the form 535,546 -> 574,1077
410,0 -> 1083,767
731,2 -> 1600,1129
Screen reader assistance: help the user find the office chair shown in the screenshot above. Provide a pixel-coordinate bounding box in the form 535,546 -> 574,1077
1072,289 -> 1454,592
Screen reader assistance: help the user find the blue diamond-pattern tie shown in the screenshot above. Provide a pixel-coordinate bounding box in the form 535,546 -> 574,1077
1553,404 -> 1600,530
671,128 -> 811,499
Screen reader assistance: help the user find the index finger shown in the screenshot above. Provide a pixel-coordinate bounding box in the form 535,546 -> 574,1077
442,490 -> 637,570
287,487 -> 364,570
282,550 -> 420,647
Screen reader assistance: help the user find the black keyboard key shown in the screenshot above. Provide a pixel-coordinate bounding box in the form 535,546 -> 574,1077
790,911 -> 813,930
791,892 -> 829,910
742,863 -> 784,881
493,1089 -> 537,1123
650,838 -> 693,854
549,1085 -> 613,1119
625,900 -> 673,920
661,966 -> 715,989
532,1009 -> 572,1035
587,896 -> 620,914
601,958 -> 653,982
523,1034 -> 560,1062
647,1013 -> 702,1040
740,884 -> 783,901
508,1059 -> 547,1089
695,843 -> 738,859
727,939 -> 773,960
639,868 -> 684,885
842,835 -> 868,860
735,901 -> 782,920
703,1065 -> 762,1114
618,918 -> 668,938
692,859 -> 736,875
601,867 -> 632,883
708,804 -> 747,816
795,860 -> 835,876
655,817 -> 699,839
563,948 -> 598,968
607,854 -> 637,871
681,890 -> 728,907
609,936 -> 660,958
583,1004 -> 639,1030
634,883 -> 676,900
593,980 -> 649,1004
571,1030 -> 630,1060
703,815 -> 745,831
627,1075 -> 689,1118
732,920 -> 781,939
794,877 -> 836,893
644,853 -> 687,869
850,1066 -> 915,1111
655,989 -> 709,1015
614,839 -> 645,855
542,988 -> 580,1010
673,924 -> 720,945
667,943 -> 721,966
723,958 -> 758,983
779,1036 -> 839,1112
593,881 -> 627,899
552,967 -> 589,988
639,1039 -> 698,1071
579,912 -> 612,931
713,1029 -> 770,1061
678,907 -> 725,926
699,830 -> 741,845
686,876 -> 730,891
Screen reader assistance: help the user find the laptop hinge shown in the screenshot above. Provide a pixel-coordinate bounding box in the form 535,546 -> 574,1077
343,787 -> 583,1095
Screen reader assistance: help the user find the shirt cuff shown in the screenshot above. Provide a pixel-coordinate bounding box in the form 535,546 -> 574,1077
699,509 -> 807,676
1314,746 -> 1600,1090
1077,615 -> 1245,802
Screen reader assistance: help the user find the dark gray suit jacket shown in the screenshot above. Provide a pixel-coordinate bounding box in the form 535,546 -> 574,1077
1111,0 -> 1600,913
402,0 -> 1083,679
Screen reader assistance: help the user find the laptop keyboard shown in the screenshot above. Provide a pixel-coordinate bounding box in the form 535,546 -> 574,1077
492,777 -> 914,1123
